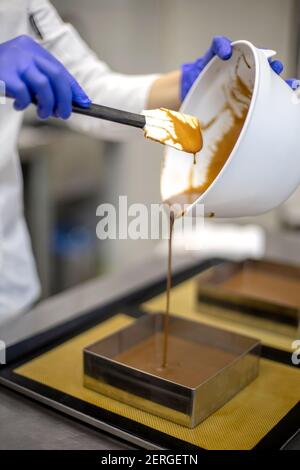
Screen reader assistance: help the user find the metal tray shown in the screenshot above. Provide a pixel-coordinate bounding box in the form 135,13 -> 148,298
197,259 -> 300,327
84,313 -> 260,428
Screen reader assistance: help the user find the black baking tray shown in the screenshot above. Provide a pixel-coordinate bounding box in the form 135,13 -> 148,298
0,258 -> 299,450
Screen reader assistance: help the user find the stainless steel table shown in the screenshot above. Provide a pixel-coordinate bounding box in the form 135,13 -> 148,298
1,230 -> 300,450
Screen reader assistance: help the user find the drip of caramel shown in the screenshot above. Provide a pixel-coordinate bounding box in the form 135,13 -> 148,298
196,106 -> 246,194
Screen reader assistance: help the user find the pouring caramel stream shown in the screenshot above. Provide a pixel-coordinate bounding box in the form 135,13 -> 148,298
162,210 -> 175,369
135,59 -> 253,370
161,70 -> 252,368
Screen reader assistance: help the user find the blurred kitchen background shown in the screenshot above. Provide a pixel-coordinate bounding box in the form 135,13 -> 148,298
19,0 -> 300,298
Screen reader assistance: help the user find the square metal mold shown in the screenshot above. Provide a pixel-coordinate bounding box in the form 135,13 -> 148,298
83,314 -> 260,428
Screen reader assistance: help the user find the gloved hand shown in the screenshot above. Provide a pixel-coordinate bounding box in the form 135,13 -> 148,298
0,35 -> 91,119
286,78 -> 300,90
181,36 -> 285,101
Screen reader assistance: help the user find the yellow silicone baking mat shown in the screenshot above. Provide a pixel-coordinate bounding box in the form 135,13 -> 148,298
15,312 -> 300,450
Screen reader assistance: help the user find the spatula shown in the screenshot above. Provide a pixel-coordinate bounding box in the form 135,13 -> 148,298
7,94 -> 202,154
72,103 -> 202,154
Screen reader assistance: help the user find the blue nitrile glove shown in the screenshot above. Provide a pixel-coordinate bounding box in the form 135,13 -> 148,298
0,35 -> 91,119
181,36 -> 285,101
286,78 -> 300,90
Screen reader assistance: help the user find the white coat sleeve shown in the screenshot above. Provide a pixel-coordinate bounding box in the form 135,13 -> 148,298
28,0 -> 159,140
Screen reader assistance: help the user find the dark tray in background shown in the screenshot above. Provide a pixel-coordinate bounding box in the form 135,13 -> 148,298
197,259 -> 300,327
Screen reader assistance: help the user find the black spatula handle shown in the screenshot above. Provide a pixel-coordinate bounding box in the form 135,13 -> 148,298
7,94 -> 146,129
72,103 -> 146,129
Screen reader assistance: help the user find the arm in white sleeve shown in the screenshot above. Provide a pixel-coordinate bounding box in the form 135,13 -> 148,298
28,0 -> 159,140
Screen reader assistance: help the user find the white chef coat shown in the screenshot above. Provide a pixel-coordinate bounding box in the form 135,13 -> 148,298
0,0 -> 158,324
